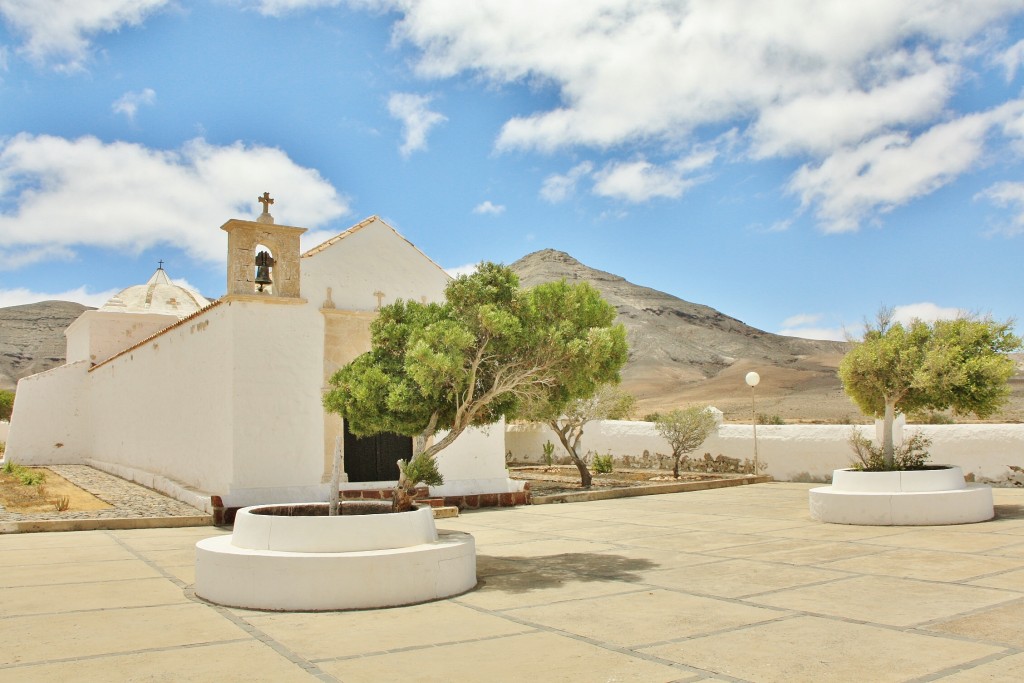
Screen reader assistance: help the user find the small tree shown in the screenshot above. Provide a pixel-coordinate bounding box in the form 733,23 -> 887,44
324,263 -> 628,510
529,384 -> 635,488
655,406 -> 718,477
839,309 -> 1021,469
0,390 -> 13,422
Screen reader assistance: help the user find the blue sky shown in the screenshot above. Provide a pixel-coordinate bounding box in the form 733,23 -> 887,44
1,1 -> 1023,341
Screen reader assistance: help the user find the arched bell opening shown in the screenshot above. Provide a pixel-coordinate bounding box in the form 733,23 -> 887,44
254,243 -> 275,294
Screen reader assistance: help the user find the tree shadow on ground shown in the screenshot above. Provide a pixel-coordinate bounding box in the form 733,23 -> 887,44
475,553 -> 658,594
994,503 -> 1024,519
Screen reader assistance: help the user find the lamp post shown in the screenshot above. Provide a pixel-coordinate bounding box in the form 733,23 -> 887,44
745,371 -> 760,476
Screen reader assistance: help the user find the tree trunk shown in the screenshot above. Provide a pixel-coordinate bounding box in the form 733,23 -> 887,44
673,453 -> 680,478
329,435 -> 342,516
550,420 -> 592,488
882,400 -> 896,469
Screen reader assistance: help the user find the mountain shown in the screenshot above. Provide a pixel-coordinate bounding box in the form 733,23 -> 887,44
0,301 -> 90,391
510,249 -> 857,421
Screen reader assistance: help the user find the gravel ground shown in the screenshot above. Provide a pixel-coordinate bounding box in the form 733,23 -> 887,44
0,464 -> 207,522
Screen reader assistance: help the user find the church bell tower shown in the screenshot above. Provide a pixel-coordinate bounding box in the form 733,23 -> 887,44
221,192 -> 307,301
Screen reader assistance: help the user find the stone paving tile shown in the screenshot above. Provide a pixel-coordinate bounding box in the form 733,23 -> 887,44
925,599 -> 1024,647
747,574 -> 1017,627
0,558 -> 163,588
0,465 -> 207,522
317,630 -> 686,683
818,547 -> 1024,582
967,567 -> 1024,592
641,557 -> 849,598
243,601 -> 534,660
503,588 -> 784,648
937,652 -> 1024,682
1,577 -> 191,617
5,641 -> 320,683
0,483 -> 1021,683
0,603 -> 249,666
639,615 -> 1005,683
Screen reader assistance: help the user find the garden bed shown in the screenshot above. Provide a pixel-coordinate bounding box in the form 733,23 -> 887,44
509,465 -> 762,500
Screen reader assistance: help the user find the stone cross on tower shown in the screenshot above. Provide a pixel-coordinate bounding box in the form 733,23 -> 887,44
373,290 -> 385,311
257,192 -> 275,224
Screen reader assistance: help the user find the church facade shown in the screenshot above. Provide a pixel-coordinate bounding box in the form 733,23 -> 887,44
6,204 -> 522,519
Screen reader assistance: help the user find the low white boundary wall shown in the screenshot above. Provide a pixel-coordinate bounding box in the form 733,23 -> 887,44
506,419 -> 1024,486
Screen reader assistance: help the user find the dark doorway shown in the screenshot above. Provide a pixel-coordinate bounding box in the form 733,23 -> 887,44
343,422 -> 413,482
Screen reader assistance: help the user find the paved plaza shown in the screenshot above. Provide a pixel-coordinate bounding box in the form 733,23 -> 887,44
1,482 -> 1022,682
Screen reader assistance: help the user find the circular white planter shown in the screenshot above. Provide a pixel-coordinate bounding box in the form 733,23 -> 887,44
195,502 -> 476,611
809,466 -> 993,526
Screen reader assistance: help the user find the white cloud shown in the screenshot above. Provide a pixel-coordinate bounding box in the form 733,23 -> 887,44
325,1 -> 1024,226
781,313 -> 822,328
977,181 -> 1024,235
253,0 -> 344,16
0,285 -> 118,308
891,302 -> 965,325
112,88 -> 156,120
472,200 -> 505,215
779,313 -> 847,341
387,92 -> 447,157
365,0 -> 1020,155
444,262 -> 477,278
750,64 -> 956,158
593,148 -> 716,203
540,161 -> 592,203
996,38 -> 1024,81
0,134 -> 350,266
778,326 -> 847,342
0,244 -> 75,270
788,101 -> 1024,232
0,0 -> 170,70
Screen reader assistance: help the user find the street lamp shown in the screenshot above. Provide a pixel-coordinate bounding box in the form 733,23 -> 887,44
745,371 -> 760,476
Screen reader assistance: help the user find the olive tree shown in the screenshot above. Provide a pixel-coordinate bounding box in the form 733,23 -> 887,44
324,263 -> 628,510
528,384 -> 635,488
839,309 -> 1021,469
655,406 -> 718,477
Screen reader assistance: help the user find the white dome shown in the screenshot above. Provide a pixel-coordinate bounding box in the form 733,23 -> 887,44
100,267 -> 210,317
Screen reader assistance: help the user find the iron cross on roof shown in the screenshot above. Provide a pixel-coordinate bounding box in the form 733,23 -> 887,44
258,192 -> 274,214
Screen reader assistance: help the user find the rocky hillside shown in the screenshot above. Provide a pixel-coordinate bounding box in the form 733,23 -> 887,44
510,249 -> 857,421
0,301 -> 90,391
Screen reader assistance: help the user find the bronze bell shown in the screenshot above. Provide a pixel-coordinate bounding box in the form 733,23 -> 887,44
255,250 -> 274,291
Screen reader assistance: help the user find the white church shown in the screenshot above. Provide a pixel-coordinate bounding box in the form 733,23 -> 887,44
6,198 -> 524,522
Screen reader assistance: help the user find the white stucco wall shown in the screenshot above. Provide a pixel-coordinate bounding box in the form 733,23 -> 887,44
302,218 -> 450,313
5,361 -> 93,464
221,299 -> 328,505
432,419 -> 523,495
86,304 -> 236,494
65,311 -> 179,364
506,419 -> 1024,485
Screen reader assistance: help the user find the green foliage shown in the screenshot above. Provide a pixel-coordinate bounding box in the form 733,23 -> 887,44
643,412 -> 661,423
839,309 -> 1020,467
592,452 -> 614,474
655,406 -> 718,477
908,410 -> 954,424
0,390 -> 13,422
2,462 -> 46,486
757,413 -> 785,425
324,263 -> 628,466
541,440 -> 555,466
399,454 -> 444,488
849,430 -> 932,471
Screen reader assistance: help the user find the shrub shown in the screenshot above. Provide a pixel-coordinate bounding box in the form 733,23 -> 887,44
757,413 -> 785,425
541,440 -> 555,466
849,429 -> 931,471
593,453 -> 614,474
